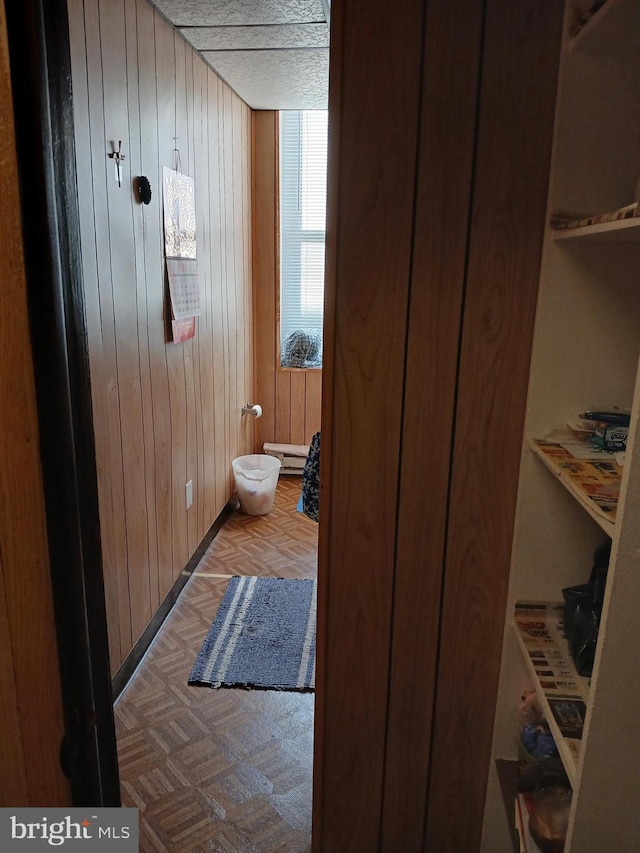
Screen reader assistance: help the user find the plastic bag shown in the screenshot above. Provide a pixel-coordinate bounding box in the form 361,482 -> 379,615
562,539 -> 611,677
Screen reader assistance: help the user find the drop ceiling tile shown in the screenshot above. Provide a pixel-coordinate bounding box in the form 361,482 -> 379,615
202,48 -> 328,109
153,0 -> 326,26
180,23 -> 329,50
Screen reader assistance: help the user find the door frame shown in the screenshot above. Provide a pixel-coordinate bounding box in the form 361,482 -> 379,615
4,0 -> 120,806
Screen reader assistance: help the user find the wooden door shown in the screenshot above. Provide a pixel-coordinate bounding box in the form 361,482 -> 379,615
314,0 -> 563,849
0,0 -> 69,807
4,0 -> 120,805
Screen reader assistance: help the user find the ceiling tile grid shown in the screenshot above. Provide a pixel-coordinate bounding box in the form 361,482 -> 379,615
180,23 -> 329,50
152,0 -> 330,109
201,48 -> 329,110
153,0 -> 326,26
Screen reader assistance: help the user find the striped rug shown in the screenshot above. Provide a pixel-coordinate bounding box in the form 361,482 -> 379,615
188,577 -> 317,691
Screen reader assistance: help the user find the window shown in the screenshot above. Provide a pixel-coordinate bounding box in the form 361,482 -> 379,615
279,110 -> 328,369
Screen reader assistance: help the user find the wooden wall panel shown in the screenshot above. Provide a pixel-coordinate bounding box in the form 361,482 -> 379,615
314,0 -> 426,847
102,0 -> 151,648
304,370 -> 322,442
67,0 -> 122,666
242,103 -> 254,457
193,53 -> 212,543
252,110 -> 322,453
381,0 -> 484,847
252,111 -> 278,451
209,75 -> 227,515
68,0 -> 253,673
0,0 -> 69,805
135,0 -> 172,619
125,0 -> 157,629
424,2 -> 564,850
290,371 -> 306,442
77,0 -> 133,662
314,0 -> 562,848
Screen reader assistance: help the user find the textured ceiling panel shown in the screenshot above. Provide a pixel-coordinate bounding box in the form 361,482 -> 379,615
202,48 -> 329,109
180,23 -> 330,50
153,0 -> 326,26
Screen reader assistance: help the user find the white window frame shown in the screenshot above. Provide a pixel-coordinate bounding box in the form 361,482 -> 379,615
279,110 -> 328,370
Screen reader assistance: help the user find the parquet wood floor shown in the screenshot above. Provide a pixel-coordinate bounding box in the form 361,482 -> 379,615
115,477 -> 318,852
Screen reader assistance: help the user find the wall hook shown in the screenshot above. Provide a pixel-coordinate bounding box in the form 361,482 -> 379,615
108,140 -> 126,187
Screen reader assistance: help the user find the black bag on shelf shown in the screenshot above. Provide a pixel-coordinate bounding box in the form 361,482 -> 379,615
562,540 -> 611,678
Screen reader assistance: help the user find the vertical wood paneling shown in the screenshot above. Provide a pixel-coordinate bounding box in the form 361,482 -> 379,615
137,0 -> 171,617
210,74 -> 227,515
69,0 -> 253,672
223,86 -> 239,490
83,0 -> 132,660
126,0 -> 157,632
315,0 -> 426,847
154,9 -> 183,603
232,96 -> 245,464
275,372 -> 292,442
220,84 -> 232,494
165,26 -> 189,581
193,53 -> 209,544
289,371 -> 306,444
252,111 -> 322,452
242,104 -> 253,455
103,0 -> 151,644
381,2 -> 484,848
67,0 -> 122,666
304,371 -> 322,444
0,0 -> 69,804
252,111 -> 277,451
102,0 -> 149,643
424,2 -> 563,850
174,33 -> 196,561
185,45 -> 202,552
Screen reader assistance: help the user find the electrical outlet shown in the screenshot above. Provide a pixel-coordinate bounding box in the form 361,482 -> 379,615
186,480 -> 193,510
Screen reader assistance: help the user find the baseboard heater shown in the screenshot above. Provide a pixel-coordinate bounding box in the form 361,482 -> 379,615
263,442 -> 309,474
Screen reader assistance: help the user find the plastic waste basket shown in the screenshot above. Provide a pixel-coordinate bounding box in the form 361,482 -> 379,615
232,454 -> 281,516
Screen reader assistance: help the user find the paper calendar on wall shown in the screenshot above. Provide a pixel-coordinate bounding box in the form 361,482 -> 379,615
163,167 -> 199,342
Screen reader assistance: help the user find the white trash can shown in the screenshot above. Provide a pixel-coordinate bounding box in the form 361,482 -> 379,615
232,454 -> 281,516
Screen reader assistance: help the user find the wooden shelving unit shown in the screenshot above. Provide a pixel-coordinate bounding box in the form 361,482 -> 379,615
569,0 -> 639,54
528,439 -> 618,536
495,760 -> 521,853
552,216 -> 640,243
484,0 -> 640,848
511,602 -> 591,787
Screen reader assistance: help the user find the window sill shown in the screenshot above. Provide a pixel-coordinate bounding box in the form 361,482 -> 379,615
277,366 -> 322,373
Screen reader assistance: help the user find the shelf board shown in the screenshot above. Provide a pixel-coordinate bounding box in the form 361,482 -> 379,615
569,0 -> 639,54
512,602 -> 591,788
552,216 -> 640,243
529,439 -> 617,535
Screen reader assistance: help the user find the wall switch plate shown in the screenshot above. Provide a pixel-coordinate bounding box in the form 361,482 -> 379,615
186,479 -> 193,510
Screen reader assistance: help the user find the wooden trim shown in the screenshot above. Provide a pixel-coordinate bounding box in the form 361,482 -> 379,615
312,0 -> 343,839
